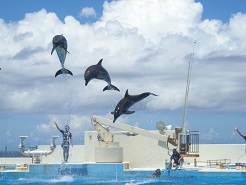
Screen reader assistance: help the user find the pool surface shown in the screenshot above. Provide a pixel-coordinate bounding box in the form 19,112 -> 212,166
0,163 -> 245,184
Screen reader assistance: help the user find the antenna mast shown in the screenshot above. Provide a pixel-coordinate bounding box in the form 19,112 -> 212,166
182,40 -> 196,132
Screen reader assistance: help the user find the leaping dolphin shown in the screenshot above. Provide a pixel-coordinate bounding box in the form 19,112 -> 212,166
51,35 -> 73,77
111,89 -> 158,122
84,59 -> 120,92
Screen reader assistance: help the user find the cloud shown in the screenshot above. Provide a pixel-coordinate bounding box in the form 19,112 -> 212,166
79,7 -> 96,18
24,114 -> 94,145
13,47 -> 45,60
0,0 -> 246,146
200,128 -> 220,143
1,0 -> 246,113
5,131 -> 11,137
230,131 -> 236,139
98,0 -> 202,43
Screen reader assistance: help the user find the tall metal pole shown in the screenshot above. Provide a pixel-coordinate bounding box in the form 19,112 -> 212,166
182,40 -> 196,133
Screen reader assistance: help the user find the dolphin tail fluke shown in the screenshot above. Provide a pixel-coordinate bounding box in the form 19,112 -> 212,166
103,84 -> 120,92
55,68 -> 73,77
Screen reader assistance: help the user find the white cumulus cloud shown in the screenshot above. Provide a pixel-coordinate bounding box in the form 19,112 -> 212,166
79,7 -> 96,18
0,0 -> 246,146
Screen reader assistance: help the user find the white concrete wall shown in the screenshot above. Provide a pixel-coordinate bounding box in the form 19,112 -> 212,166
0,145 -> 85,165
41,145 -> 85,164
84,131 -> 246,169
0,157 -> 31,165
84,131 -> 174,169
189,144 -> 246,165
1,131 -> 245,169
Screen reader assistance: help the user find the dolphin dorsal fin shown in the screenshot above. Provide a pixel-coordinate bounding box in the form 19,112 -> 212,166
124,89 -> 129,98
97,59 -> 103,66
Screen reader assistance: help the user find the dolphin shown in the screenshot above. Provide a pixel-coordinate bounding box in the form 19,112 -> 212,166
51,35 -> 73,77
84,59 -> 120,92
111,89 -> 158,122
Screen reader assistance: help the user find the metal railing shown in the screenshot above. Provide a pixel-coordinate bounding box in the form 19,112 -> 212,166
179,131 -> 199,154
207,159 -> 231,167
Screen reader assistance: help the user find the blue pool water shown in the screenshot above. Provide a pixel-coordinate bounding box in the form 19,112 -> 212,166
0,173 -> 245,185
0,163 -> 245,184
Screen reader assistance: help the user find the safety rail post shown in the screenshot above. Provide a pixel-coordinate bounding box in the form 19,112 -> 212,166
179,131 -> 199,154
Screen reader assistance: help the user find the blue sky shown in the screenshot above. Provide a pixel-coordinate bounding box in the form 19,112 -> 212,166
1,0 -> 106,23
1,0 -> 245,23
0,0 -> 246,149
197,0 -> 246,22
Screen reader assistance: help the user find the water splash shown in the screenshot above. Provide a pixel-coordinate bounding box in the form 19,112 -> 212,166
17,175 -> 74,184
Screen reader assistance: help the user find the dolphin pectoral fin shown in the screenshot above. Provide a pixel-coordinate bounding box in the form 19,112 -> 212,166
51,47 -> 55,55
125,110 -> 135,114
85,80 -> 89,86
55,68 -> 73,77
150,93 -> 158,96
103,84 -> 120,92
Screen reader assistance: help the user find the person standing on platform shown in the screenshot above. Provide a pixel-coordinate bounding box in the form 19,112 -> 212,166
54,121 -> 73,162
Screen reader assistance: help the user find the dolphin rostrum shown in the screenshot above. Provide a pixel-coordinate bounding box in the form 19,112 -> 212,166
51,35 -> 73,77
84,59 -> 120,92
111,89 -> 158,122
